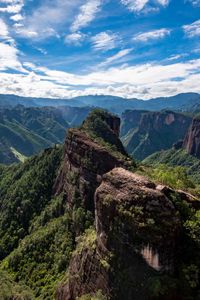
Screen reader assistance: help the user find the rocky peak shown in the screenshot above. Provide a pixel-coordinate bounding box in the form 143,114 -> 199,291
183,116 -> 200,158
53,109 -> 134,211
82,108 -> 121,136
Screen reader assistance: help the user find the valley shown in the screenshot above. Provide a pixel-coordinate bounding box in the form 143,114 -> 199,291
0,107 -> 200,299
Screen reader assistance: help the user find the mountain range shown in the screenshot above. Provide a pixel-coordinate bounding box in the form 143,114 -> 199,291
1,92 -> 200,115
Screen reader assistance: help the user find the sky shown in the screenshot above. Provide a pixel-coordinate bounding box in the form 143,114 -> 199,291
0,0 -> 200,100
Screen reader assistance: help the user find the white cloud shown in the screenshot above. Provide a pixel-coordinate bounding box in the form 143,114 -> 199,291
0,18 -> 9,39
91,31 -> 118,51
121,0 -> 148,12
133,28 -> 170,42
188,0 -> 200,6
1,57 -> 198,100
0,42 -> 26,72
0,18 -> 26,72
121,0 -> 169,13
10,13 -> 23,21
15,0 -> 83,40
97,49 -> 132,68
167,54 -> 183,61
16,29 -> 38,38
0,0 -> 24,14
71,0 -> 101,32
156,0 -> 169,6
65,32 -> 85,45
183,19 -> 200,38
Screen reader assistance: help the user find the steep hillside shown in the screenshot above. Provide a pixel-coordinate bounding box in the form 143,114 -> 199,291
120,109 -> 148,137
0,106 -> 70,164
0,105 -> 92,165
143,148 -> 200,184
0,109 -> 134,299
0,110 -> 200,300
122,110 -> 192,160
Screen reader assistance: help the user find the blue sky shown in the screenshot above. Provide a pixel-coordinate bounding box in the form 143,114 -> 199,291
0,0 -> 199,99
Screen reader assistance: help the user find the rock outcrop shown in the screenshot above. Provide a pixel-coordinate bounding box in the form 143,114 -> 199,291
58,168 -> 183,300
183,117 -> 200,158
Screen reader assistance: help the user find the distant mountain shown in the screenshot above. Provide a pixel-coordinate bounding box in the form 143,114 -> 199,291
0,92 -> 200,114
121,110 -> 192,160
0,106 -> 91,164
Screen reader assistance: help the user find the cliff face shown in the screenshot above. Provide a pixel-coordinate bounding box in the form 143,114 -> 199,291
183,117 -> 200,158
57,168 -> 190,300
53,110 -> 133,211
123,111 -> 192,160
120,110 -> 147,137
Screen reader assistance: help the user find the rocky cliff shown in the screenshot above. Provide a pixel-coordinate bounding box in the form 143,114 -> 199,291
54,109 -> 133,211
57,168 -> 199,300
120,110 -> 148,137
183,116 -> 200,158
122,110 -> 192,160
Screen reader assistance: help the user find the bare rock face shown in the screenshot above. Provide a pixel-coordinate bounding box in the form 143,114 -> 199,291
183,117 -> 200,158
56,229 -> 111,300
58,168 -> 182,300
95,168 -> 181,269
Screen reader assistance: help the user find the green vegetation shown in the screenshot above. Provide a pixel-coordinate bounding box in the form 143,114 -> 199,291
0,143 -> 95,299
2,215 -> 73,299
81,109 -> 128,160
0,270 -> 34,299
1,108 -> 200,299
78,290 -> 107,300
10,146 -> 27,162
0,106 -> 69,164
146,164 -> 195,190
74,227 -> 96,255
143,149 -> 200,183
143,148 -> 200,196
0,146 -> 63,259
